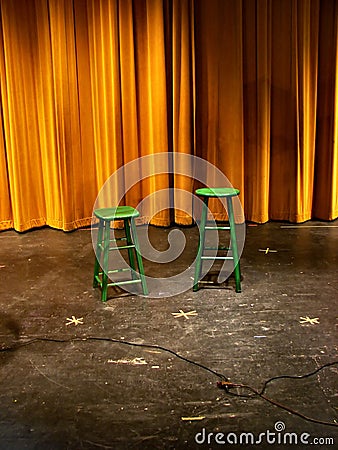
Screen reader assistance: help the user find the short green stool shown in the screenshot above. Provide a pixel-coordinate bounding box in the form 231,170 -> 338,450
193,188 -> 241,293
93,206 -> 148,301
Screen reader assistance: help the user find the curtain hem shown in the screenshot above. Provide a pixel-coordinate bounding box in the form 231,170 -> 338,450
0,217 -> 94,233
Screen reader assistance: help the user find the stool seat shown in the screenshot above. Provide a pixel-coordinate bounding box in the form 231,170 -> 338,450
195,187 -> 240,198
94,206 -> 140,221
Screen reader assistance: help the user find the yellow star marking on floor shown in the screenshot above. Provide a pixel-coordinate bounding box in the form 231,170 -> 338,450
299,316 -> 320,325
181,416 -> 205,421
66,316 -> 84,326
259,248 -> 278,254
171,310 -> 198,319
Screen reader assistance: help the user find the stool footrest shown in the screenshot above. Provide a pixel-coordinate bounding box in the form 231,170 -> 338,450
94,275 -> 142,288
102,237 -> 127,243
98,243 -> 135,251
205,226 -> 231,230
204,246 -> 230,251
107,279 -> 142,287
201,256 -> 234,260
98,268 -> 131,275
110,244 -> 135,250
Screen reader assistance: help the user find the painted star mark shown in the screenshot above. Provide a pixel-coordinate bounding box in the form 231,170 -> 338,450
259,248 -> 277,254
171,310 -> 198,319
299,316 -> 319,325
66,316 -> 84,326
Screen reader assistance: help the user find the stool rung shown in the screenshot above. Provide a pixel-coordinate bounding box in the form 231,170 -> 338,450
205,226 -> 230,230
204,246 -> 230,251
105,268 -> 131,274
107,279 -> 142,287
95,274 -> 142,287
101,237 -> 127,243
110,244 -> 135,250
201,256 -> 234,260
94,275 -> 102,285
98,244 -> 135,251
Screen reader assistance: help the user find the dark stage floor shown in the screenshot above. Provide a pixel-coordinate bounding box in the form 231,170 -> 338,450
0,221 -> 337,449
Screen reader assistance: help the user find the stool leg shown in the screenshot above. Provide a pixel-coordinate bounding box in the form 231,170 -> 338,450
227,197 -> 241,293
193,197 -> 208,291
130,218 -> 148,295
124,218 -> 137,280
101,220 -> 111,302
93,219 -> 104,288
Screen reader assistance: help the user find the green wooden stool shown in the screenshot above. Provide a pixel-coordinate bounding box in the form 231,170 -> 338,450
193,188 -> 241,293
93,206 -> 148,301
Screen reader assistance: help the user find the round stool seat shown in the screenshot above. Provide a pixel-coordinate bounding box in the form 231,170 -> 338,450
195,187 -> 240,198
94,206 -> 140,221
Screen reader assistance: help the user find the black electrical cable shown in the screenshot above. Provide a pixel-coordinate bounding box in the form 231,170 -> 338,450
259,361 -> 338,396
218,380 -> 338,428
1,336 -> 228,381
1,336 -> 337,428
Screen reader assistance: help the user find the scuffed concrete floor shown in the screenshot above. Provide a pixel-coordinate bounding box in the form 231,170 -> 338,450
0,221 -> 337,449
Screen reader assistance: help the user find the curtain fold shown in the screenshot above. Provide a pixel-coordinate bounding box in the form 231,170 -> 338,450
48,0 -> 89,230
1,0 -> 46,231
0,0 -> 337,232
243,0 -> 271,224
293,0 -> 319,223
171,0 -> 195,225
0,14 -> 12,230
195,0 -> 244,221
313,0 -> 338,220
130,0 -> 170,225
269,0 -> 320,222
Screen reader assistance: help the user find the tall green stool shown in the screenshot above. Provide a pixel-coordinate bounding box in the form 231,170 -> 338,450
193,188 -> 241,293
93,206 -> 148,301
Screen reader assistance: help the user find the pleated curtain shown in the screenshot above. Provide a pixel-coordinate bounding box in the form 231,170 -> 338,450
0,0 -> 337,232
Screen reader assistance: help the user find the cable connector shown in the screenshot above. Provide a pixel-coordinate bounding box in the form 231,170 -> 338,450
217,380 -> 244,390
217,380 -> 232,391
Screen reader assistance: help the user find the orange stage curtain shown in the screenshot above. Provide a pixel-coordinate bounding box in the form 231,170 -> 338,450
0,0 -> 337,232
